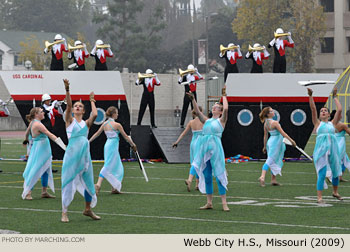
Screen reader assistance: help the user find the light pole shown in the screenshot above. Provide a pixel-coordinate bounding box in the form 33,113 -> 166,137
205,12 -> 218,75
204,12 -> 218,115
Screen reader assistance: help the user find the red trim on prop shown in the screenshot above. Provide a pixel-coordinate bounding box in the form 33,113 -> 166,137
11,94 -> 127,101
226,96 -> 328,103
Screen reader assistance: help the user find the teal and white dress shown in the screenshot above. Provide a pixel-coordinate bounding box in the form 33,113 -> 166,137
22,120 -> 54,199
190,130 -> 202,163
264,119 -> 286,176
313,121 -> 341,179
336,131 -> 350,171
192,118 -> 227,193
61,119 -> 97,210
99,120 -> 124,191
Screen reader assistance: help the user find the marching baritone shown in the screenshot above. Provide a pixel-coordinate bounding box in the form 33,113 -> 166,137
178,64 -> 203,128
219,43 -> 242,82
136,69 -> 161,128
245,43 -> 270,73
90,40 -> 114,71
68,40 -> 89,71
44,34 -> 68,70
268,28 -> 294,73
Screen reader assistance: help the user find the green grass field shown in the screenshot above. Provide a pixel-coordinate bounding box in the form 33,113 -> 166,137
0,135 -> 350,234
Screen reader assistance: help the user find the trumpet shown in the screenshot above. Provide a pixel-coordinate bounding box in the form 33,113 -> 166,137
138,72 -> 155,80
96,44 -> 111,49
248,45 -> 265,52
274,32 -> 290,38
179,68 -> 195,77
220,44 -> 238,55
45,40 -> 64,50
68,43 -> 85,52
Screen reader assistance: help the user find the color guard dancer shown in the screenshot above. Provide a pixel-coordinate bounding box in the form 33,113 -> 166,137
188,88 -> 230,212
328,110 -> 350,182
68,40 -> 89,71
90,40 -> 113,70
258,106 -> 296,187
308,87 -> 342,204
172,107 -> 204,192
22,107 -> 65,200
268,28 -> 294,73
219,43 -> 242,82
61,79 -> 99,222
44,34 -> 68,70
178,65 -> 203,128
245,43 -> 270,73
136,69 -> 161,128
89,106 -> 137,194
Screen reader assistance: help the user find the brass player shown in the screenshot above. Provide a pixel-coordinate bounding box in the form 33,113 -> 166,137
68,40 -> 89,71
219,43 -> 242,82
136,69 -> 161,128
245,43 -> 270,73
90,40 -> 114,70
44,34 -> 68,70
268,28 -> 294,73
178,64 -> 203,128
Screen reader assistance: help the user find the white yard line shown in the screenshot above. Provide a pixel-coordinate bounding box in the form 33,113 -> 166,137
0,206 -> 349,231
1,184 -> 349,204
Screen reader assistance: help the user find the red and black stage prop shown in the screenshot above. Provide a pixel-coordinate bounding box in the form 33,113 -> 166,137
223,73 -> 338,159
0,71 -> 130,160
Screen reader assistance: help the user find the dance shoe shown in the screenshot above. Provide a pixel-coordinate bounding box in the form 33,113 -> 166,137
61,213 -> 69,223
83,210 -> 101,220
95,184 -> 101,195
199,203 -> 213,210
185,180 -> 191,192
41,192 -> 56,198
222,204 -> 230,212
25,194 -> 32,200
332,194 -> 343,201
258,178 -> 265,187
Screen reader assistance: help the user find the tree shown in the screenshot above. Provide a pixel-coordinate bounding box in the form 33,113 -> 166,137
233,0 -> 326,73
289,0 -> 326,72
205,6 -> 251,73
2,0 -> 91,37
19,35 -> 48,70
93,0 -> 166,72
233,0 -> 290,72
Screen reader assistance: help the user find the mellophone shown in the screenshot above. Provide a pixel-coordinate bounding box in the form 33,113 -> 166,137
44,40 -> 111,51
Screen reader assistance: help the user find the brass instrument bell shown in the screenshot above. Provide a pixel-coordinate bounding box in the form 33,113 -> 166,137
220,44 -> 238,55
179,68 -> 195,77
138,72 -> 155,79
248,44 -> 265,52
68,43 -> 85,52
44,40 -> 64,50
274,32 -> 290,38
96,44 -> 111,49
